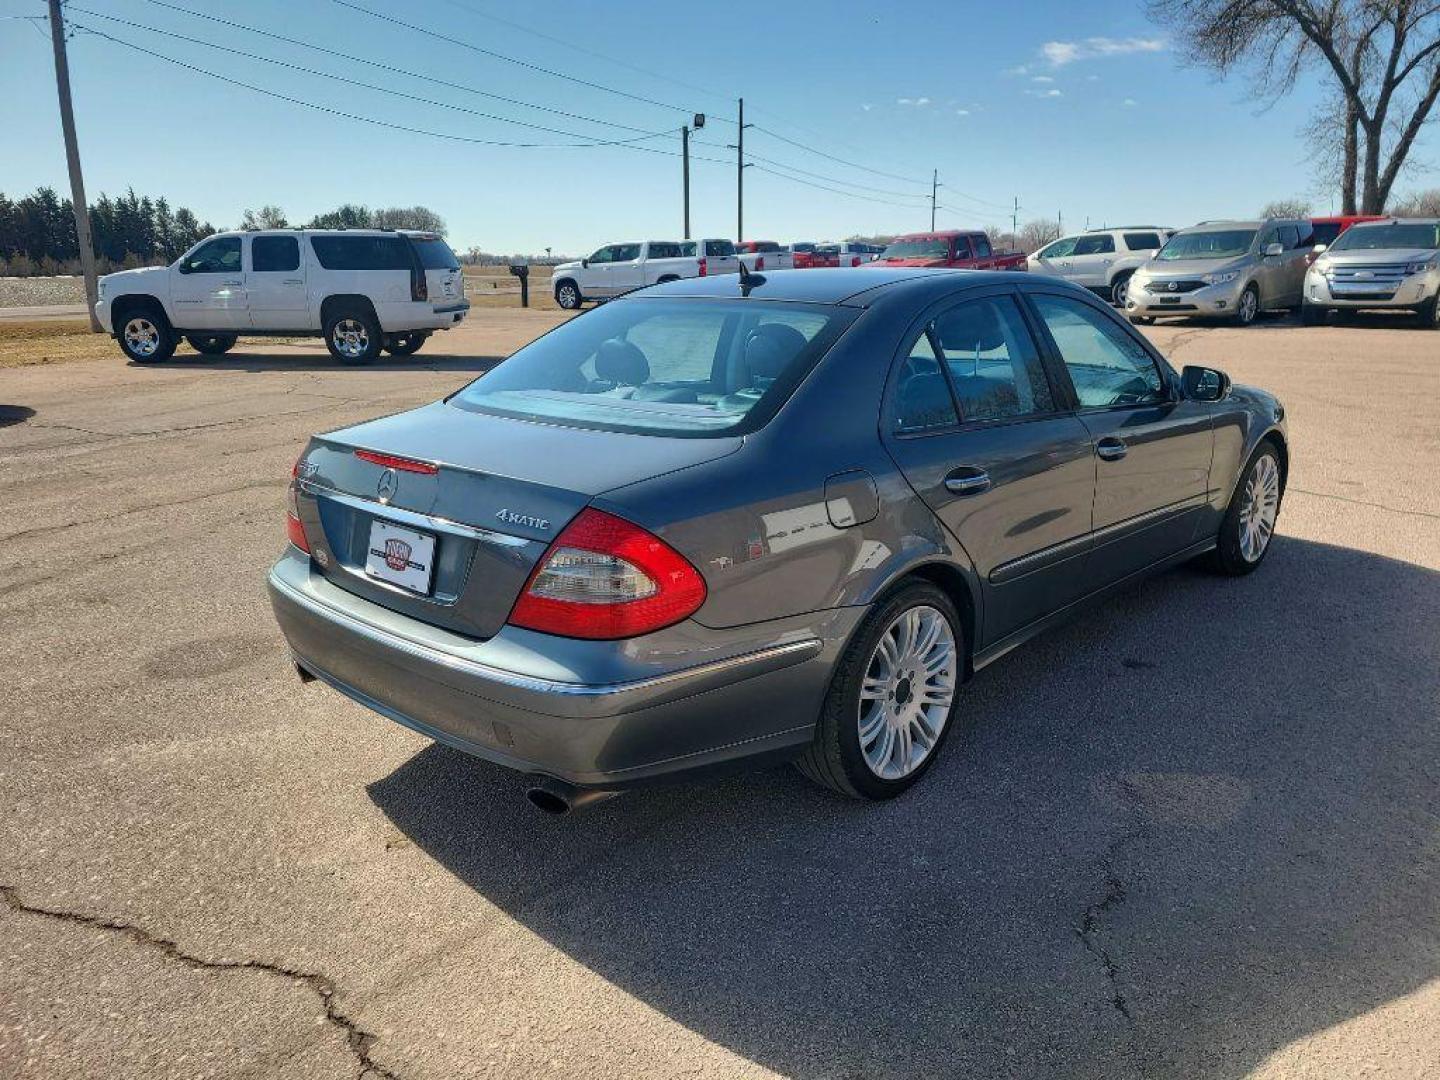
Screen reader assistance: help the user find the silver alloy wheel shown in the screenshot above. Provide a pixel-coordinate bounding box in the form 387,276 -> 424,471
123,317 -> 160,357
333,318 -> 369,358
1238,287 -> 1259,324
557,284 -> 579,308
1238,453 -> 1280,562
858,604 -> 958,780
1112,275 -> 1129,308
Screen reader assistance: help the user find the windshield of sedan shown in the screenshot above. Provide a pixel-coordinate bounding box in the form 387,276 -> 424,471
450,299 -> 855,437
881,239 -> 949,259
1329,222 -> 1440,251
1156,230 -> 1257,260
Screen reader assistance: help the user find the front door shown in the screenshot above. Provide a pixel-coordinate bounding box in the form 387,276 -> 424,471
172,236 -> 246,330
1027,290 -> 1214,585
882,291 -> 1097,648
245,234 -> 308,330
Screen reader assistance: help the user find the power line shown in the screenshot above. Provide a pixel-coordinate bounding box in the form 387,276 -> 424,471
70,7 -> 667,144
725,146 -> 932,201
330,0 -> 696,117
137,0 -> 658,135
73,25 -> 674,149
747,165 -> 938,211
748,124 -> 933,187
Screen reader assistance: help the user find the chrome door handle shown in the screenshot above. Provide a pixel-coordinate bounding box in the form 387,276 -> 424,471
1096,438 -> 1128,461
282,278 -> 303,285
222,279 -> 243,286
944,468 -> 991,496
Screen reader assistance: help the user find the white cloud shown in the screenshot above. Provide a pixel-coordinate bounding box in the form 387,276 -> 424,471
1123,97 -> 1138,107
897,97 -> 912,105
897,96 -> 932,107
1041,36 -> 1167,66
1031,75 -> 1055,83
861,103 -> 874,111
1085,74 -> 1101,82
1004,64 -> 1030,76
1025,88 -> 1063,99
955,108 -> 970,116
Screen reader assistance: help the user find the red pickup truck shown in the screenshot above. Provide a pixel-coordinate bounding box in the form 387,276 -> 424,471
872,230 -> 1027,271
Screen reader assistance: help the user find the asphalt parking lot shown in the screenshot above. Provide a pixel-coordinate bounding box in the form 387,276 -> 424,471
1,310 -> 1437,1080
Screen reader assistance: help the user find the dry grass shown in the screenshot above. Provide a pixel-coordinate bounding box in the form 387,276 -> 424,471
0,320 -> 113,368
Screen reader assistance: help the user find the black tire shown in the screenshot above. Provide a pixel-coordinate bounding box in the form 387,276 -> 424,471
115,306 -> 177,364
323,306 -> 383,365
796,581 -> 964,800
185,334 -> 237,355
1236,283 -> 1261,326
1110,271 -> 1134,308
554,279 -> 583,310
1208,441 -> 1284,576
385,332 -> 429,356
1128,314 -> 1155,326
1414,294 -> 1440,330
1300,303 -> 1327,326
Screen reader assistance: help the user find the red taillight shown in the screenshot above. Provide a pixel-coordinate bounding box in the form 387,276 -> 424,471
851,256 -> 861,267
698,257 -> 708,277
353,449 -> 439,474
508,508 -> 706,640
287,460 -> 310,553
756,256 -> 765,271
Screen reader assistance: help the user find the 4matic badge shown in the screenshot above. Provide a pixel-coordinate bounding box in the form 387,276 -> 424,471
496,508 -> 550,531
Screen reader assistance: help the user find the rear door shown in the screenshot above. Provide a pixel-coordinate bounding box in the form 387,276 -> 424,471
1067,233 -> 1117,288
881,287 -> 1097,648
172,236 -> 247,329
246,234 -> 308,330
608,242 -> 645,293
1026,289 -> 1213,585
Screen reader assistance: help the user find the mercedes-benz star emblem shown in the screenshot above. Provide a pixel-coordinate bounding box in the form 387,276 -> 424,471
376,468 -> 398,504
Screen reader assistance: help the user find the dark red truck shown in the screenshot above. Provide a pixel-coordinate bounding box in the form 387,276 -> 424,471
872,230 -> 1027,271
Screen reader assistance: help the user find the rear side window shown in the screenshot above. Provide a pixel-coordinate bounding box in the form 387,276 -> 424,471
704,240 -> 736,257
252,236 -> 299,273
893,346 -> 959,434
451,299 -> 854,437
1032,295 -> 1165,409
1309,222 -> 1342,247
1122,232 -> 1162,251
1073,234 -> 1116,255
757,241 -> 781,253
647,242 -> 682,259
411,237 -> 460,269
310,235 -> 411,271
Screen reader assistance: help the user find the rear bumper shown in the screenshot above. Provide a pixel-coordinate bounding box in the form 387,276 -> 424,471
375,300 -> 470,332
267,550 -> 854,787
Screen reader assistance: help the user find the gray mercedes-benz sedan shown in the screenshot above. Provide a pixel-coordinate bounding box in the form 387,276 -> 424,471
269,268 -> 1287,811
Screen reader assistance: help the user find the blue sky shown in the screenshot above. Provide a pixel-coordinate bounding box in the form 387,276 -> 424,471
3,0 -> 1433,255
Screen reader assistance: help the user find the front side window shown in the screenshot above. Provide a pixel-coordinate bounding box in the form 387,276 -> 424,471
1038,237 -> 1077,259
1157,230 -> 1257,260
974,235 -> 992,257
251,235 -> 299,273
929,297 -> 1054,422
588,246 -> 617,264
309,235 -> 411,271
451,299 -> 853,437
1032,295 -> 1166,409
1280,225 -> 1301,249
1122,232 -> 1162,251
1073,234 -> 1116,256
180,236 -> 241,274
611,243 -> 642,261
952,236 -> 972,260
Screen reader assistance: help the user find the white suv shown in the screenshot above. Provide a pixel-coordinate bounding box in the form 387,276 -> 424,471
551,239 -> 740,308
96,229 -> 470,364
1027,227 -> 1172,307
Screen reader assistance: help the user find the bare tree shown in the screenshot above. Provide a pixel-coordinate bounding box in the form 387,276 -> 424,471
1260,196 -> 1315,216
1017,218 -> 1061,253
372,205 -> 447,235
240,205 -> 288,230
1389,186 -> 1440,213
1149,0 -> 1440,213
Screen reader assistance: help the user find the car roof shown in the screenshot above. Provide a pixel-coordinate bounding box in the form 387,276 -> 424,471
629,267 -> 1036,306
1347,216 -> 1440,226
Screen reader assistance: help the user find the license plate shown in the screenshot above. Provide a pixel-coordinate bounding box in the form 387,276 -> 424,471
443,279 -> 454,297
365,520 -> 436,595
1159,296 -> 1181,304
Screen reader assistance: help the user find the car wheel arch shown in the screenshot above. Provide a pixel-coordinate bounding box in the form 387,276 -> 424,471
852,555 -> 981,679
320,293 -> 380,329
112,293 -> 170,327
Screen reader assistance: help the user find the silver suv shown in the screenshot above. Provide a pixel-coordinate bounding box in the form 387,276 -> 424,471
1302,218 -> 1440,328
1027,227 -> 1172,308
1125,219 -> 1314,326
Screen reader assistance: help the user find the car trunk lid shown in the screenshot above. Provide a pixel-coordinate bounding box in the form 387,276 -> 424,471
293,401 -> 741,639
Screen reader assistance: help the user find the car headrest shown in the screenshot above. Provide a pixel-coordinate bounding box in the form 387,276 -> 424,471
897,371 -> 954,430
936,304 -> 1006,354
744,322 -> 808,383
594,339 -> 650,386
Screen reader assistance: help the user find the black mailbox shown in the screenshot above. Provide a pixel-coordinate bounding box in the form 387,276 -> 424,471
508,263 -> 530,307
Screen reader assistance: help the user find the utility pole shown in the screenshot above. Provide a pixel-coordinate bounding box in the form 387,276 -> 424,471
48,0 -> 101,332
1011,196 -> 1019,242
930,170 -> 939,231
736,98 -> 752,242
681,113 -> 703,240
1057,210 -> 1064,240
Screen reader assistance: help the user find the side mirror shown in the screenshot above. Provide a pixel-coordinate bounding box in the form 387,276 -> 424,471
1264,242 -> 1284,257
1182,365 -> 1231,402
1312,243 -> 1328,254
581,258 -> 589,268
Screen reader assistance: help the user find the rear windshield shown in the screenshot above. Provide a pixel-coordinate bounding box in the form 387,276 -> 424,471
411,237 -> 460,269
450,298 -> 855,437
1156,230 -> 1256,260
704,240 -> 736,257
1330,222 -> 1440,251
882,239 -> 949,259
310,235 -> 411,271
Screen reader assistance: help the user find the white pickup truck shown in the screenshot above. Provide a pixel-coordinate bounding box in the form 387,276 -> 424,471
736,240 -> 794,272
551,239 -> 741,308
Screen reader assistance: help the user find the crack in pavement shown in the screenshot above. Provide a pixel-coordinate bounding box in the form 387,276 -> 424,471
1289,486 -> 1440,522
0,884 -> 400,1080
